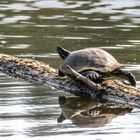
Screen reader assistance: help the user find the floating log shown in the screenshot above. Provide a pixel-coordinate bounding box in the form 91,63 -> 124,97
0,54 -> 140,108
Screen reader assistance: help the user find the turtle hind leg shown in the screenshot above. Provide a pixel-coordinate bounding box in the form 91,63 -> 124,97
80,70 -> 103,83
57,47 -> 70,59
113,69 -> 136,87
58,69 -> 65,77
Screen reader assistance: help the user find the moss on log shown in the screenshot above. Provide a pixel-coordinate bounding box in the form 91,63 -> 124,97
0,54 -> 140,108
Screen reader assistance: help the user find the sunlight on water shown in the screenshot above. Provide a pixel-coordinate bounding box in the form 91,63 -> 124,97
33,0 -> 90,9
0,0 -> 140,139
0,16 -> 30,24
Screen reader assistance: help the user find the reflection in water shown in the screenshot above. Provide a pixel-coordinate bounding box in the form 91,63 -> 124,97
58,96 -> 133,127
0,0 -> 140,138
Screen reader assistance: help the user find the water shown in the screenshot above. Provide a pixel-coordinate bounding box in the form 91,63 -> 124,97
0,0 -> 140,139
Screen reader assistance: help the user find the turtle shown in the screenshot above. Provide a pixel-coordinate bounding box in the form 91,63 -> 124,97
56,47 -> 136,87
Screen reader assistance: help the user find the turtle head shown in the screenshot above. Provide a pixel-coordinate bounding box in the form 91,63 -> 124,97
57,47 -> 70,60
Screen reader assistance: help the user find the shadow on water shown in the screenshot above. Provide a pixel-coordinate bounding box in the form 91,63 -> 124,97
58,96 -> 133,127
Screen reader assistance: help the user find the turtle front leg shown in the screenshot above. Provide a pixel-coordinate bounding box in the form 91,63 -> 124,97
80,70 -> 103,83
113,69 -> 136,87
66,65 -> 100,89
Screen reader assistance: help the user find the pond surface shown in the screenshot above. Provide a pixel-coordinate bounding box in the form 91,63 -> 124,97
0,0 -> 140,139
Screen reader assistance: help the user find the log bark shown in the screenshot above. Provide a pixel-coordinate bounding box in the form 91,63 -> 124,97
0,54 -> 140,108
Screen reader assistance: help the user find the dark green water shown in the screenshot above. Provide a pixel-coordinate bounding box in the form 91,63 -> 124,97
0,0 -> 140,139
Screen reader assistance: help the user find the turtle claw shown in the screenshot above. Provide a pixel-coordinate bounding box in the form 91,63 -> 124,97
87,73 -> 101,81
81,71 -> 102,82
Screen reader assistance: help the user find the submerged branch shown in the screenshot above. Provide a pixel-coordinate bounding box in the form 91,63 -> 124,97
0,54 -> 140,108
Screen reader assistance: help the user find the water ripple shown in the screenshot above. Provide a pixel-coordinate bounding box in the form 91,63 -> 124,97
33,0 -> 90,9
0,3 -> 37,11
0,15 -> 30,24
0,0 -> 140,138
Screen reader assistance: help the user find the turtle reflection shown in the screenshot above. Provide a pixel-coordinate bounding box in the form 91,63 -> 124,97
57,95 -> 133,127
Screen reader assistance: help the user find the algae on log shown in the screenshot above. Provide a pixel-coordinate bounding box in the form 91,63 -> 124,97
0,54 -> 140,108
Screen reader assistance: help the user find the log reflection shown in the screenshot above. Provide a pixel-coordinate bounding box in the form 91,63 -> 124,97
58,96 -> 133,127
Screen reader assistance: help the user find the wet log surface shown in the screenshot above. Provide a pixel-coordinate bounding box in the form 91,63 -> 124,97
0,54 -> 140,108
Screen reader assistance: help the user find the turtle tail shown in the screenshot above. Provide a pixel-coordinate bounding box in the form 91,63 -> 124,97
57,47 -> 70,59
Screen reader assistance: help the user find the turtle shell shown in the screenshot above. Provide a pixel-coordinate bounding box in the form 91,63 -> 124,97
59,48 -> 123,75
